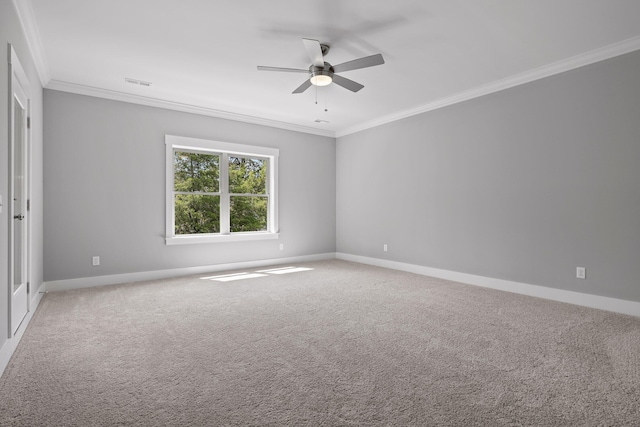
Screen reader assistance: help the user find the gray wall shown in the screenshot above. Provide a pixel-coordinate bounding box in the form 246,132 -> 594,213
1,2 -> 44,344
44,91 -> 336,281
337,50 -> 640,303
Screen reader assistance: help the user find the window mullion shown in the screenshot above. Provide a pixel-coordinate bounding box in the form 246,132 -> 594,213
174,191 -> 220,196
228,193 -> 264,197
220,153 -> 230,234
266,159 -> 271,232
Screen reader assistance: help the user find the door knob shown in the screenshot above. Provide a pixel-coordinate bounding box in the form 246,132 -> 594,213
14,214 -> 24,220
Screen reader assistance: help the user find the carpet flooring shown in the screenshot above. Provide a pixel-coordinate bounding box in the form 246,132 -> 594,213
1,260 -> 639,426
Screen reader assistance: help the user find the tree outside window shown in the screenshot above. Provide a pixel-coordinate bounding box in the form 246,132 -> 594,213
166,135 -> 278,244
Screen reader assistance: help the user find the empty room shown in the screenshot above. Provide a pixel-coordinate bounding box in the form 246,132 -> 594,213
1,0 -> 640,425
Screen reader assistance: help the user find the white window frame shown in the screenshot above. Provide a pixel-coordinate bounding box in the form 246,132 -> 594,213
165,135 -> 279,245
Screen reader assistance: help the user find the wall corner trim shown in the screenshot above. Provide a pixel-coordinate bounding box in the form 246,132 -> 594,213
336,253 -> 640,317
43,253 -> 337,292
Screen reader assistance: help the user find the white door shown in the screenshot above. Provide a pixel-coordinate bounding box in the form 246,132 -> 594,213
9,48 -> 30,336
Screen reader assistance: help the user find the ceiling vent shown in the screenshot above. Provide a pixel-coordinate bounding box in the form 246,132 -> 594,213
125,78 -> 152,87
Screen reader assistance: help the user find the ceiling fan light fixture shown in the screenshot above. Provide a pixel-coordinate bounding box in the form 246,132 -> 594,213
257,38 -> 384,94
310,74 -> 332,86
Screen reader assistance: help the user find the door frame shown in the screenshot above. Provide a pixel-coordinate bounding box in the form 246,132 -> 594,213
8,44 -> 32,338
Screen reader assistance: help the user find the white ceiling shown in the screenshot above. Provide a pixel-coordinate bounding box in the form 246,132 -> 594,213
17,0 -> 640,137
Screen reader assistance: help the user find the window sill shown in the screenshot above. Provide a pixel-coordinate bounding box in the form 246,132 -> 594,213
165,232 -> 279,245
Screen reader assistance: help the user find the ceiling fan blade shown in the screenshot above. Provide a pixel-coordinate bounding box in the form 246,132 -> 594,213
302,38 -> 325,68
292,79 -> 312,94
332,74 -> 364,92
257,66 -> 309,73
332,54 -> 385,73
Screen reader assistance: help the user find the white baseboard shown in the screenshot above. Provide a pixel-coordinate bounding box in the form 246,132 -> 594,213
40,251 -> 640,316
336,253 -> 640,317
0,282 -> 46,377
44,253 -> 337,292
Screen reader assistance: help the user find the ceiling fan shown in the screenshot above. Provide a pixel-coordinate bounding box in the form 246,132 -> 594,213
257,38 -> 385,94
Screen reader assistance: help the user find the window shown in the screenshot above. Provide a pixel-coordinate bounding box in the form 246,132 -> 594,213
165,135 -> 278,244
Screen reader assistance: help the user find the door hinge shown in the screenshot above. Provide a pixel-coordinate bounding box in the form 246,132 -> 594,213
27,199 -> 30,211
27,117 -> 31,129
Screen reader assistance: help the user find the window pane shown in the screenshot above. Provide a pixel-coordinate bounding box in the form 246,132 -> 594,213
174,151 -> 219,192
175,194 -> 220,234
228,157 -> 266,194
230,196 -> 267,232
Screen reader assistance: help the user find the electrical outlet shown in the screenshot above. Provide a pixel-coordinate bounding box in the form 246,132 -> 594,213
383,244 -> 388,252
576,267 -> 586,279
279,243 -> 284,251
92,256 -> 100,266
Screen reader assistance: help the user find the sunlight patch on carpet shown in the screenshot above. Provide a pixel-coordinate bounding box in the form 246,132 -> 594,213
257,266 -> 314,274
201,272 -> 268,282
201,266 -> 314,281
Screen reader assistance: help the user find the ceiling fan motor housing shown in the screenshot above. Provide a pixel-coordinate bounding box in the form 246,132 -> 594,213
257,38 -> 384,93
309,62 -> 334,80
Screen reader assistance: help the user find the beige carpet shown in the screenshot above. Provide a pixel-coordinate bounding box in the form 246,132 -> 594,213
1,260 -> 639,426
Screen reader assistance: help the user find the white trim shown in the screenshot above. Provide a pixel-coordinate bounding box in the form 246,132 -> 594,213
9,45 -> 31,94
46,80 -> 335,138
269,155 -> 279,233
220,153 -> 230,233
8,44 -> 33,338
0,284 -> 45,377
167,135 -> 280,157
166,232 -> 279,245
336,35 -> 640,137
11,0 -> 50,86
165,140 -> 175,240
336,253 -> 640,318
43,253 -> 336,292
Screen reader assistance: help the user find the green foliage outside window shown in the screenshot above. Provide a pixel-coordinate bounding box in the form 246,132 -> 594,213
175,194 -> 220,234
173,152 -> 268,234
174,152 -> 220,234
229,157 -> 268,232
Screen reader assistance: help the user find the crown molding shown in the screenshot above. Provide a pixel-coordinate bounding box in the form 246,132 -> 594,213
17,0 -> 640,141
11,0 -> 50,86
336,35 -> 640,138
46,80 -> 336,138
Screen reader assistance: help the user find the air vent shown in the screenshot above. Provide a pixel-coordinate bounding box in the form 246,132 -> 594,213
314,119 -> 330,124
125,78 -> 152,87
